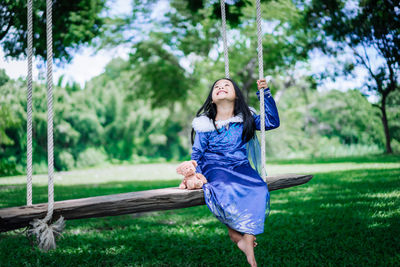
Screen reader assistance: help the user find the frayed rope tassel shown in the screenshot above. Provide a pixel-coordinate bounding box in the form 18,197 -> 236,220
27,216 -> 65,252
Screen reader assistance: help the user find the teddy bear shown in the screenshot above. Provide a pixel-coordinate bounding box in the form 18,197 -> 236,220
176,160 -> 208,190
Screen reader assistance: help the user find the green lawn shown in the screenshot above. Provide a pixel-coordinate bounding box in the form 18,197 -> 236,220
1,154 -> 399,266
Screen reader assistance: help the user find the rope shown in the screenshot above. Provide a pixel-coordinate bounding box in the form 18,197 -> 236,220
45,0 -> 54,225
27,0 -> 33,206
256,0 -> 267,181
220,0 -> 229,78
220,0 -> 267,181
27,0 -> 65,251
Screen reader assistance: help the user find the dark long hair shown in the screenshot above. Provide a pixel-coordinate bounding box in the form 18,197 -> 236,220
191,77 -> 256,145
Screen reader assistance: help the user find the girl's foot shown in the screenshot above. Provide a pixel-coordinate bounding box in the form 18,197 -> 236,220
227,227 -> 257,247
237,234 -> 257,267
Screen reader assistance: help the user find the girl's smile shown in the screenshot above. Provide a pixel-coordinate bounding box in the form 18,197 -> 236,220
212,79 -> 236,103
217,90 -> 228,95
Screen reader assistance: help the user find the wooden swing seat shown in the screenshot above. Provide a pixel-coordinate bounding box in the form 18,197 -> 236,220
0,173 -> 312,232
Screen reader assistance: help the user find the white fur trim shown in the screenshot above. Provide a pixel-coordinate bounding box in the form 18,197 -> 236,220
192,106 -> 258,132
248,106 -> 257,114
192,113 -> 243,132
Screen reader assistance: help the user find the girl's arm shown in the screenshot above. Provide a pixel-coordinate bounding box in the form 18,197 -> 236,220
191,130 -> 208,174
252,87 -> 280,130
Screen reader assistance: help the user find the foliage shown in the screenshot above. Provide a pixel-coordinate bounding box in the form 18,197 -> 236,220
0,0 -> 107,64
56,151 -> 75,171
264,81 -> 393,159
294,0 -> 400,153
96,0 -> 319,105
1,0 -> 399,175
128,39 -> 193,108
1,62 -> 398,176
75,147 -> 107,169
0,59 -> 188,176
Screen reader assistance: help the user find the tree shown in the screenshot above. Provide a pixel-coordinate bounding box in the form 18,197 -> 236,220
0,0 -> 107,64
96,0 -> 320,106
295,0 -> 400,154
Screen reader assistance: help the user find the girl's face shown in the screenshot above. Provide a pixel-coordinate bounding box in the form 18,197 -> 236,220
211,79 -> 236,104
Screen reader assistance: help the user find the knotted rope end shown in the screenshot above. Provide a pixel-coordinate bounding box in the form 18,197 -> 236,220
28,216 -> 65,252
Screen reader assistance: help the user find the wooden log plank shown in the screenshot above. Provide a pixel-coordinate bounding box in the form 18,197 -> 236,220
0,173 -> 312,232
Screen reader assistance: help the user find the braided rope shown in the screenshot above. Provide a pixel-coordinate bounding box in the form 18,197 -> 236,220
27,0 -> 33,206
27,0 -> 65,251
220,0 -> 229,78
44,0 -> 55,223
256,0 -> 266,181
219,0 -> 267,181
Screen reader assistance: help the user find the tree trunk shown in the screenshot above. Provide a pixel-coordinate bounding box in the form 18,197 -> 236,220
380,94 -> 393,154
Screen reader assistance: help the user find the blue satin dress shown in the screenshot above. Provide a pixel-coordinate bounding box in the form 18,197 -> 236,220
191,87 -> 280,236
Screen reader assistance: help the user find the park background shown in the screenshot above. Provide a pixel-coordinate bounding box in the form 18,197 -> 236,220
0,0 -> 399,266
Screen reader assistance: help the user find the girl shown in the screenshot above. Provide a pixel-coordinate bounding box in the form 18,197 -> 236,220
190,77 -> 280,267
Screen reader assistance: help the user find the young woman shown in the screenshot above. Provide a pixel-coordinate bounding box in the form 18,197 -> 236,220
190,77 -> 280,267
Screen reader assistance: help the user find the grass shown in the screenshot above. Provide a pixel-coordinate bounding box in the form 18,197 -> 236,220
0,154 -> 399,266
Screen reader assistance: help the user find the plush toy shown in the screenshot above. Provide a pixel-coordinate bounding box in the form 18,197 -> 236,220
176,160 -> 208,190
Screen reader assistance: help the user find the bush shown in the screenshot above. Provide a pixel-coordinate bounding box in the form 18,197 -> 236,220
76,147 -> 107,169
130,154 -> 151,164
391,139 -> 400,153
55,151 -> 75,171
32,160 -> 48,175
0,157 -> 21,177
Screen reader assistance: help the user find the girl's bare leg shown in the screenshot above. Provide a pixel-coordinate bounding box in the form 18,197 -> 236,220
227,225 -> 243,243
237,234 -> 257,267
226,225 -> 257,247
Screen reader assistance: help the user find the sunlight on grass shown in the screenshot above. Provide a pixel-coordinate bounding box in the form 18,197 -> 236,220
1,161 -> 399,186
367,191 -> 400,199
266,162 -> 400,175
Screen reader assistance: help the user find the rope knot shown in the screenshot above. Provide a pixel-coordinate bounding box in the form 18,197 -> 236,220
28,216 -> 65,252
